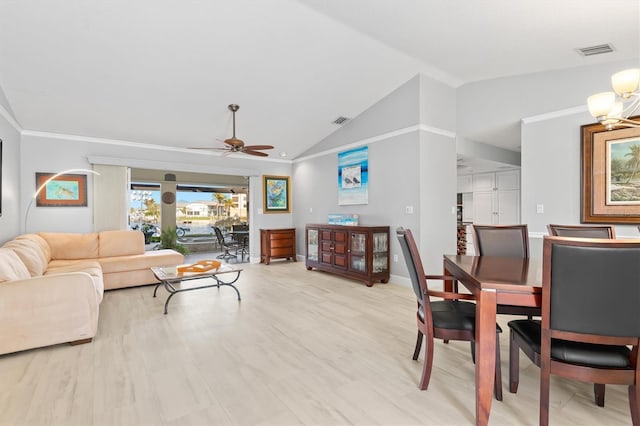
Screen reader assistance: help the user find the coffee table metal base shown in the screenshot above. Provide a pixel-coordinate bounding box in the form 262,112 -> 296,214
153,271 -> 241,314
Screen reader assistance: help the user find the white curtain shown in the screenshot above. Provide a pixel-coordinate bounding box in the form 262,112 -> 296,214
92,164 -> 129,231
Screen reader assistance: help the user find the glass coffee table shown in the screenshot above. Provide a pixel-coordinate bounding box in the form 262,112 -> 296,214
151,263 -> 242,314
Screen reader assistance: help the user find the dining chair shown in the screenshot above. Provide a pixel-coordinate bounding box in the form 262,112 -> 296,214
213,226 -> 239,260
396,227 -> 503,400
547,224 -> 615,238
508,236 -> 640,425
471,224 -> 540,318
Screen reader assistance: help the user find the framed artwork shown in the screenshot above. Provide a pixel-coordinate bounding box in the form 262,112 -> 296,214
35,172 -> 88,207
338,146 -> 368,205
581,119 -> 640,223
263,175 -> 290,213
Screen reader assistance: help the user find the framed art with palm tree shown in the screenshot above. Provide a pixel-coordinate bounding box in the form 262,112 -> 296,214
581,118 -> 640,223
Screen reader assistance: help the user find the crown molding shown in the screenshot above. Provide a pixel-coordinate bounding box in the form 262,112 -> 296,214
294,123 -> 455,163
521,105 -> 588,125
20,130 -> 292,164
0,104 -> 22,133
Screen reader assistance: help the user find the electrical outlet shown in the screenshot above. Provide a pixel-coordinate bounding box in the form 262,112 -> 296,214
405,206 -> 414,214
393,254 -> 399,263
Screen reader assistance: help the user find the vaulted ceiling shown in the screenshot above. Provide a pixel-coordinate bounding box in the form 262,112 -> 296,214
0,0 -> 638,159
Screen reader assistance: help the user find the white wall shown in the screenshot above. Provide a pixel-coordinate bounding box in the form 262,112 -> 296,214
19,132 -> 293,259
0,109 -> 21,243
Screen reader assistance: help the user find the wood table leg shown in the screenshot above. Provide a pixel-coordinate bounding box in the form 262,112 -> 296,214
476,288 -> 497,426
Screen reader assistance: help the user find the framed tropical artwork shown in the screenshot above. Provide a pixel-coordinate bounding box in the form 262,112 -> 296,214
35,172 -> 88,207
263,175 -> 290,213
581,118 -> 640,223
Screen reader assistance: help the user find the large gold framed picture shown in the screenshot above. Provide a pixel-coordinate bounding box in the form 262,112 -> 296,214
581,118 -> 640,223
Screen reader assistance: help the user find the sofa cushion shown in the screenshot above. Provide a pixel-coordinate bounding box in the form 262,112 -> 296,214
39,232 -> 99,260
2,239 -> 48,277
15,234 -> 51,262
0,248 -> 31,283
46,260 -> 104,303
98,249 -> 184,274
99,230 -> 144,258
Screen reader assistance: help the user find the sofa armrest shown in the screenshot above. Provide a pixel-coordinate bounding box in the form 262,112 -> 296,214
0,272 -> 102,355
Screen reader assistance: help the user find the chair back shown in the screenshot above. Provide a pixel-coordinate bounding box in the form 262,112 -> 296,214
232,224 -> 249,232
472,224 -> 529,258
213,226 -> 226,245
547,224 -> 615,239
396,228 -> 431,323
543,236 -> 640,337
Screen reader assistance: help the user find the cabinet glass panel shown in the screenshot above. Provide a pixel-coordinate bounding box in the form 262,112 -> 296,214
373,233 -> 387,253
350,232 -> 366,254
307,229 -> 318,261
373,253 -> 387,273
351,254 -> 366,272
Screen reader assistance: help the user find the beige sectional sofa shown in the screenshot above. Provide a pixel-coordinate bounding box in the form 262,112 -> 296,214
0,230 -> 184,355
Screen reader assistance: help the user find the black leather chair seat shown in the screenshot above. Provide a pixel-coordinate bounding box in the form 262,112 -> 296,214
509,319 -> 631,368
419,301 -> 502,333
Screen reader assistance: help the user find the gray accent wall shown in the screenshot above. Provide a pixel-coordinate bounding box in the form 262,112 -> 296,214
293,73 -> 457,283
297,75 -> 420,158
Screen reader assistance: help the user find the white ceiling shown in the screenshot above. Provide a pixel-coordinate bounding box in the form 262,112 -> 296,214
0,0 -> 638,159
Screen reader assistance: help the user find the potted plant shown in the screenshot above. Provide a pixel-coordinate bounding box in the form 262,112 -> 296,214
158,226 -> 189,255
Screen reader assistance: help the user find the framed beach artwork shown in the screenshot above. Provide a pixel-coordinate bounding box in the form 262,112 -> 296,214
35,172 -> 88,207
338,146 -> 368,205
581,119 -> 640,223
263,175 -> 290,213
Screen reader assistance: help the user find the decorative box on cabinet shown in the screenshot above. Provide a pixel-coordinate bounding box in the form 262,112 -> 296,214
305,224 -> 389,287
260,228 -> 296,265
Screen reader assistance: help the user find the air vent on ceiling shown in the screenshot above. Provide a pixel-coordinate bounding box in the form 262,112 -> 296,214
332,116 -> 350,125
577,43 -> 615,57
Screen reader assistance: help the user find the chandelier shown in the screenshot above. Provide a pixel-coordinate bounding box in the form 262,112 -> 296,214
587,68 -> 640,130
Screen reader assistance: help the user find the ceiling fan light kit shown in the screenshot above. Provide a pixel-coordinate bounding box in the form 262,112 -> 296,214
189,104 -> 274,156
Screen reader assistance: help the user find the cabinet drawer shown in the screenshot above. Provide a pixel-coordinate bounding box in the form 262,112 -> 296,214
334,243 -> 347,255
269,232 -> 292,240
334,231 -> 347,242
334,255 -> 347,268
271,238 -> 293,248
271,247 -> 293,257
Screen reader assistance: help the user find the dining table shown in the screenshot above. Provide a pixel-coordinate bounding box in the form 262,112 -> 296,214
443,254 -> 543,426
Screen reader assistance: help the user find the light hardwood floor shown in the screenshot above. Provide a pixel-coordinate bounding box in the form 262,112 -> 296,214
0,258 -> 634,425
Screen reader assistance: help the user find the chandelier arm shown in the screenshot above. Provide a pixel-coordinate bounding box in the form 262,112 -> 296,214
614,117 -> 640,127
619,94 -> 640,118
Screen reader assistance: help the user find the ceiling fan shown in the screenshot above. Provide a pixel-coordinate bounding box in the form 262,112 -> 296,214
191,104 -> 274,157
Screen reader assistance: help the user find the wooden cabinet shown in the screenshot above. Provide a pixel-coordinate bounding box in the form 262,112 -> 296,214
305,224 -> 389,287
260,228 -> 296,265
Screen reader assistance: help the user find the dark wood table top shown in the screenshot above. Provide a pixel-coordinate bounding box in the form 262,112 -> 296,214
444,254 -> 542,293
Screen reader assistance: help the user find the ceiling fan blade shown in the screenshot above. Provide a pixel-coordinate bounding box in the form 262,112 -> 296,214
242,145 -> 274,150
188,147 -> 229,151
243,150 -> 269,157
